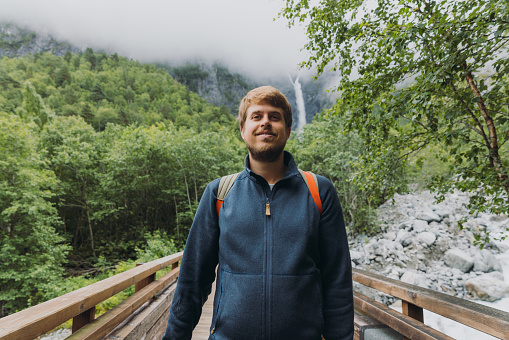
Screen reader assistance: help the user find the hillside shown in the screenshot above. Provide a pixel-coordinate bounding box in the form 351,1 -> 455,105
0,22 -> 334,127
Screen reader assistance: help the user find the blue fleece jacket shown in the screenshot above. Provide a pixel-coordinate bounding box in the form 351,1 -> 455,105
163,152 -> 354,339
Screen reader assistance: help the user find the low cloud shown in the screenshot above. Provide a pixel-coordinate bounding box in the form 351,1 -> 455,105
0,0 -> 311,78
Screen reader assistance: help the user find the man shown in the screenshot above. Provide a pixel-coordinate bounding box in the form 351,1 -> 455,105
163,86 -> 353,339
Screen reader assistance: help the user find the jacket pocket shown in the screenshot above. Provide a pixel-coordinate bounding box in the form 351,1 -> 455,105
212,270 -> 264,339
271,272 -> 324,339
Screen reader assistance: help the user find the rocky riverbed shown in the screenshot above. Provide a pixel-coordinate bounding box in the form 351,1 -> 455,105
350,189 -> 509,304
349,189 -> 509,339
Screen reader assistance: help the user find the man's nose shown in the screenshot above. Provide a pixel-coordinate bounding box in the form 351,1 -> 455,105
260,114 -> 271,126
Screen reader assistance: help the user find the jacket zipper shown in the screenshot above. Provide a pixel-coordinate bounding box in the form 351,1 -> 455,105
265,196 -> 271,340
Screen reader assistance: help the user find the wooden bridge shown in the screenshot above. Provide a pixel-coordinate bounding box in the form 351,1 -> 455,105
1,251 -> 508,340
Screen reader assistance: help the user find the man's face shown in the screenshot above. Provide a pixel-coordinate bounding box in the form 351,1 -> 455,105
241,101 -> 291,162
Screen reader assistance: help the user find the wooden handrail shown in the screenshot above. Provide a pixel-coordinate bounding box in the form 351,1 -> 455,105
353,268 -> 509,339
354,292 -> 454,340
67,267 -> 180,340
0,251 -> 183,340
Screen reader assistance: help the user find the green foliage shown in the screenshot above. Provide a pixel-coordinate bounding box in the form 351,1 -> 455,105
0,113 -> 70,316
289,113 -> 406,234
0,52 -> 236,132
135,231 -> 178,263
0,50 -> 245,316
281,0 -> 509,240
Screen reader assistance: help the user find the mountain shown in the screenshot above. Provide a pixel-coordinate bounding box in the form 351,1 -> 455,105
161,62 -> 335,129
0,22 -> 81,57
0,22 -> 335,128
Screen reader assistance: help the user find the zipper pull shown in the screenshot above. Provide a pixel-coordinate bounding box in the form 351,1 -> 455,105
266,198 -> 271,216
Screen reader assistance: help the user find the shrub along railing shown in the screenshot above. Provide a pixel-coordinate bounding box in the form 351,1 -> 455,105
1,253 -> 508,340
353,268 -> 509,339
0,252 -> 183,340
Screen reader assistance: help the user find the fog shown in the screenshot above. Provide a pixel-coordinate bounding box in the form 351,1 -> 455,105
0,0 -> 311,78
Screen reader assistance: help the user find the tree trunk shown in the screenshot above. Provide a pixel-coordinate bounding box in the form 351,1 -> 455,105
174,196 -> 179,240
463,63 -> 509,194
85,202 -> 96,257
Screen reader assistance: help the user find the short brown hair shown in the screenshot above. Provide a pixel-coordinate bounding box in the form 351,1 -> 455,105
238,86 -> 292,129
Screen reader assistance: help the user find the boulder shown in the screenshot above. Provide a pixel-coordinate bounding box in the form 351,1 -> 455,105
350,250 -> 364,265
433,207 -> 450,219
412,219 -> 428,232
401,271 -> 428,288
465,272 -> 509,302
444,248 -> 473,273
395,230 -> 412,247
416,210 -> 442,223
416,232 -> 436,246
472,249 -> 502,273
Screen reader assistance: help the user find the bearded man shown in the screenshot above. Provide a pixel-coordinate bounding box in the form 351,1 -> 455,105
163,86 -> 354,340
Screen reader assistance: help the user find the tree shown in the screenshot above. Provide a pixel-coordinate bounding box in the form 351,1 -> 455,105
39,116 -> 101,258
0,113 -> 69,315
281,0 -> 509,241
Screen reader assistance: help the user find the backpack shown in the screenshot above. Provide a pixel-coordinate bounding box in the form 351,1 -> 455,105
216,170 -> 323,216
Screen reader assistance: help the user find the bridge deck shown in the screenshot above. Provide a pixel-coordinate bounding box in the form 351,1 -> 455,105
192,283 -> 215,339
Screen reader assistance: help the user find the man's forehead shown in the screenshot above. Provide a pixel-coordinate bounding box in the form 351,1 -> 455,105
247,101 -> 283,114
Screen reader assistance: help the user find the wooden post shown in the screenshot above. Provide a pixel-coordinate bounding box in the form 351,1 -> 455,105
402,300 -> 424,340
135,263 -> 156,293
172,261 -> 179,270
72,306 -> 95,333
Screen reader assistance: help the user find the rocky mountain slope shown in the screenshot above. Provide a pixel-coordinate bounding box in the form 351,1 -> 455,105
0,23 -> 81,57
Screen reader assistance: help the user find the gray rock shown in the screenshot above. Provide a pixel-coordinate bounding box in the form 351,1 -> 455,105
396,230 -> 413,247
433,207 -> 450,219
465,272 -> 509,302
384,232 -> 397,241
412,219 -> 428,232
401,271 -> 428,288
350,250 -> 364,265
416,210 -> 442,222
417,232 -> 436,246
472,249 -> 502,273
444,248 -> 474,273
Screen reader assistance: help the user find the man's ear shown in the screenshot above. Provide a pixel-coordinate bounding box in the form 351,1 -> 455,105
286,127 -> 291,140
240,126 -> 245,140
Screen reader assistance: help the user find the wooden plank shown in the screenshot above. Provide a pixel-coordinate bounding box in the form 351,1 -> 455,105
353,268 -> 509,339
192,282 -> 215,339
67,267 -> 179,340
402,301 -> 423,340
72,306 -> 95,333
105,281 -> 177,339
354,292 -> 454,340
0,252 -> 183,340
354,310 -> 394,340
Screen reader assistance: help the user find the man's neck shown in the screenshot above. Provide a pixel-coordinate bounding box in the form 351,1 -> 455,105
248,152 -> 287,184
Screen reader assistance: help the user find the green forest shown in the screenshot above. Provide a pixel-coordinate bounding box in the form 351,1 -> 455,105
0,50 -> 248,316
1,0 -> 509,323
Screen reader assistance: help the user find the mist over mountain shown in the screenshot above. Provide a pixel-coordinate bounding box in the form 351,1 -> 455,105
0,22 -> 336,129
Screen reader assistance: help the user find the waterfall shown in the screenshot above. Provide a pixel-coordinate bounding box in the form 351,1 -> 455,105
288,74 -> 306,132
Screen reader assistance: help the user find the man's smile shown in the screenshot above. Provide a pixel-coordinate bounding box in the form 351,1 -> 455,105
255,130 -> 277,137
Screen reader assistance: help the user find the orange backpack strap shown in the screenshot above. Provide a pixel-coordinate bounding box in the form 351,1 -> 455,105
216,172 -> 240,215
298,169 -> 323,215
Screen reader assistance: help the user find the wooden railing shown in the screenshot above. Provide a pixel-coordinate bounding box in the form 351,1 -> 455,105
0,251 -> 183,340
353,268 -> 509,339
1,253 -> 509,340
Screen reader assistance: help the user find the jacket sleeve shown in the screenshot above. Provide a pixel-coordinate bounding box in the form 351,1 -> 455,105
162,179 -> 220,340
317,176 -> 354,340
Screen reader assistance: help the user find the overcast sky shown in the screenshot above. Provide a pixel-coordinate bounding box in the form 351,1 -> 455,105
0,0 -> 311,78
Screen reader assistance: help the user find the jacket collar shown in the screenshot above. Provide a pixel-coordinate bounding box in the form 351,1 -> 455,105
244,151 -> 299,180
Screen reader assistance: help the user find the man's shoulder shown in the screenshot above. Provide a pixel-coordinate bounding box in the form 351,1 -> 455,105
208,171 -> 244,196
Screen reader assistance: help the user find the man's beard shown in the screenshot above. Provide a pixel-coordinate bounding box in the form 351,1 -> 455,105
246,143 -> 286,163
